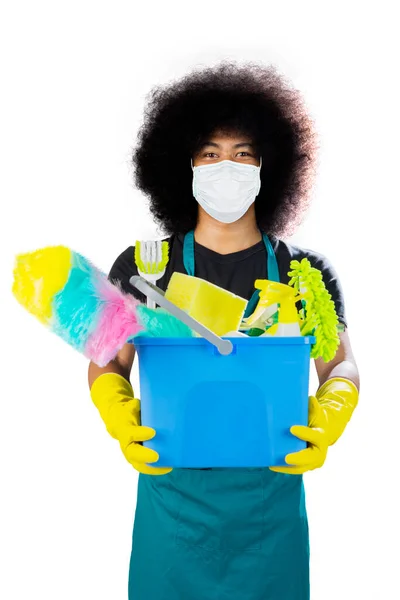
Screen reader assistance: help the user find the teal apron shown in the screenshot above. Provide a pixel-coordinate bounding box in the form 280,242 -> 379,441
128,232 -> 310,600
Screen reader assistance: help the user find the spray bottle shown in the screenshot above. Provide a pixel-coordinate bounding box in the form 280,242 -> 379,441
244,280 -> 302,337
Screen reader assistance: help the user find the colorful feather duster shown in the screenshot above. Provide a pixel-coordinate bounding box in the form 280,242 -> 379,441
135,305 -> 195,338
12,246 -> 142,367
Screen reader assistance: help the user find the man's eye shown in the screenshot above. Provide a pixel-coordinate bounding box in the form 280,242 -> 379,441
204,152 -> 217,157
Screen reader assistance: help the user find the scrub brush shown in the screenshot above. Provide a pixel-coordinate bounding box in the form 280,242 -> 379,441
135,240 -> 169,309
287,258 -> 340,362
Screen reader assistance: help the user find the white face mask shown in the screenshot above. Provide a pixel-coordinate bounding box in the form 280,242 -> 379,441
191,158 -> 262,224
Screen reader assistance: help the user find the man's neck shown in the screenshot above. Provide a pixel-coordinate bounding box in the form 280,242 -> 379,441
194,208 -> 262,255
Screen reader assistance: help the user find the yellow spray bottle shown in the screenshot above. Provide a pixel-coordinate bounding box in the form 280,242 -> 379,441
249,280 -> 302,337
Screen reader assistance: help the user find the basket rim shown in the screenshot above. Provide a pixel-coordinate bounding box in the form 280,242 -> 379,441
131,335 -> 316,347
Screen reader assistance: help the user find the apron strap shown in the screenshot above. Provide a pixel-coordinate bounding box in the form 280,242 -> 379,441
262,233 -> 279,283
183,230 -> 280,319
183,230 -> 196,276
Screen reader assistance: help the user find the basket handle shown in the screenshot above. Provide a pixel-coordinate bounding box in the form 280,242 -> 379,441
129,276 -> 234,356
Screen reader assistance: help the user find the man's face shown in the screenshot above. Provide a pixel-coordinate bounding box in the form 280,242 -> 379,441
192,130 -> 260,167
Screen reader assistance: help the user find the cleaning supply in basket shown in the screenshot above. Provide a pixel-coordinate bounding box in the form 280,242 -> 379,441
135,305 -> 195,338
243,280 -> 302,337
12,246 -> 142,366
258,281 -> 302,337
134,240 -> 169,309
287,258 -> 340,362
164,272 -> 247,336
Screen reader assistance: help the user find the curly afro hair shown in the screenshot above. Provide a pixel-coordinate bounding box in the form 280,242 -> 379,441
132,60 -> 318,238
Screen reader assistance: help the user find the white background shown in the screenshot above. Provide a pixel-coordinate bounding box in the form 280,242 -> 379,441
1,1 -> 399,599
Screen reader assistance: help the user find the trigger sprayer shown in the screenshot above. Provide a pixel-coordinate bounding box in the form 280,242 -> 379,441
247,280 -> 302,337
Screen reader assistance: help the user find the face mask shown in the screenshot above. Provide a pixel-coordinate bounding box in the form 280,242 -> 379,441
191,158 -> 262,224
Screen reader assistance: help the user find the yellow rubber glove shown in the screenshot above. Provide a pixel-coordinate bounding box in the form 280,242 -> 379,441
90,372 -> 172,476
270,377 -> 359,475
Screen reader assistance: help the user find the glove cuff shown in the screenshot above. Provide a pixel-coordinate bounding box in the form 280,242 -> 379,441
315,377 -> 359,445
90,372 -> 137,439
316,377 -> 359,404
90,372 -> 134,406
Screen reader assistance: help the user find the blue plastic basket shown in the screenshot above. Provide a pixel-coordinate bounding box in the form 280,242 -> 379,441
133,335 -> 315,468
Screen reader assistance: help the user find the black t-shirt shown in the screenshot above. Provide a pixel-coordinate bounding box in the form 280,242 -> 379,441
108,233 -> 347,328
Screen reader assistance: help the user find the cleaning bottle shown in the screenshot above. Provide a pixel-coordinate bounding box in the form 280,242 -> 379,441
259,281 -> 302,336
245,280 -> 302,337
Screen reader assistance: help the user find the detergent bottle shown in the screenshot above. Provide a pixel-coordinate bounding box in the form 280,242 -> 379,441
245,280 -> 302,337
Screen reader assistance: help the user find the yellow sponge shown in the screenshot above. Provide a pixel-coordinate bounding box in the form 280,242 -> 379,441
165,272 -> 247,336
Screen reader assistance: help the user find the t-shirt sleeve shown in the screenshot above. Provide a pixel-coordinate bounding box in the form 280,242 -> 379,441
304,250 -> 348,329
108,246 -> 145,303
